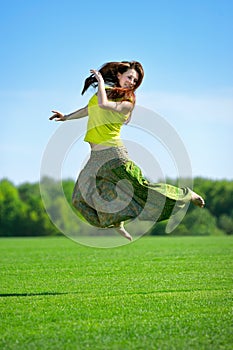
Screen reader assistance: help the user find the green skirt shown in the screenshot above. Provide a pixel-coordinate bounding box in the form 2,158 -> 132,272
72,146 -> 191,228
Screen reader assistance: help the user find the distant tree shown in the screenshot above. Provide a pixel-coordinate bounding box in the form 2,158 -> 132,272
149,207 -> 224,236
0,179 -> 27,236
178,208 -> 224,235
40,177 -> 81,236
18,182 -> 58,236
194,178 -> 233,218
218,212 -> 233,235
149,221 -> 167,236
62,179 -> 75,205
0,177 -> 232,237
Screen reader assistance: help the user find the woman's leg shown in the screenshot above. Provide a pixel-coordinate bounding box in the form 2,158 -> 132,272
114,222 -> 132,241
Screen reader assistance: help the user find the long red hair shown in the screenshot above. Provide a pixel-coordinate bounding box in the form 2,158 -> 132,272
81,61 -> 144,104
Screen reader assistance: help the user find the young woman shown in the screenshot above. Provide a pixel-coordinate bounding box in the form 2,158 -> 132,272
50,61 -> 205,241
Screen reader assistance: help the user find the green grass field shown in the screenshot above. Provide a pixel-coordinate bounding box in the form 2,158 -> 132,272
0,236 -> 232,350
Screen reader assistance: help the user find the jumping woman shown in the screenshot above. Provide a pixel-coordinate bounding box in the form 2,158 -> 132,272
50,61 -> 205,241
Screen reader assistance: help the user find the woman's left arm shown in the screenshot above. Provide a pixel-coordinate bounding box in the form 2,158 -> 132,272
90,69 -> 133,116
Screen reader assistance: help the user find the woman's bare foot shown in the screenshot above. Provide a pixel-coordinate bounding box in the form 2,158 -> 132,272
114,222 -> 132,241
191,191 -> 205,208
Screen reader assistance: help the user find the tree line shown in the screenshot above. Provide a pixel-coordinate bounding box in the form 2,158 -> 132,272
0,177 -> 232,237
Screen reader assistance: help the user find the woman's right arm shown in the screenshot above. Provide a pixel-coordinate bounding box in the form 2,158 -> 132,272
49,106 -> 88,122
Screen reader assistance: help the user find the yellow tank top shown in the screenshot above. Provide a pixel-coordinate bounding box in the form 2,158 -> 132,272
84,93 -> 128,147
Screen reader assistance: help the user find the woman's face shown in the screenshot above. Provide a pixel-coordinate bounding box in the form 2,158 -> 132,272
117,69 -> 139,89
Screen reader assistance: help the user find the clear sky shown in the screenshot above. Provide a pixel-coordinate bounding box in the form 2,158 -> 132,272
1,0 -> 233,184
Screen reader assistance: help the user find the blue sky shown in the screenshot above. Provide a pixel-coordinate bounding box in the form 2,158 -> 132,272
1,0 -> 233,184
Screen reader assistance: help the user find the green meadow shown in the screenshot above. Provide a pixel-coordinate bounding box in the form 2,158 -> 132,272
0,236 -> 232,350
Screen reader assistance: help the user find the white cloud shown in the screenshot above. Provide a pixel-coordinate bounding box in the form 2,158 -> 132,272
135,89 -> 233,180
137,89 -> 233,125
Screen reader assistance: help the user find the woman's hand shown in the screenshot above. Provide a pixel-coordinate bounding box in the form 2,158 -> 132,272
49,110 -> 66,122
90,69 -> 104,84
